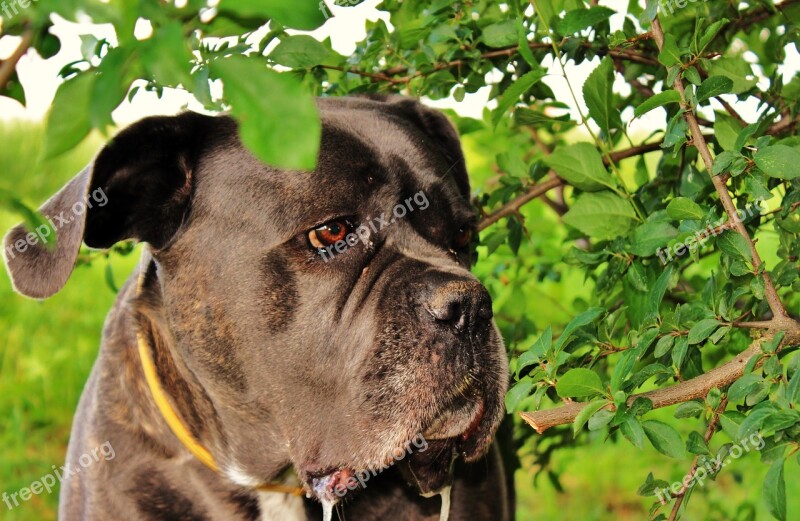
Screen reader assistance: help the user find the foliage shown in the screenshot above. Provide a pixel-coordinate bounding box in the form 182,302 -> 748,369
1,0 -> 800,519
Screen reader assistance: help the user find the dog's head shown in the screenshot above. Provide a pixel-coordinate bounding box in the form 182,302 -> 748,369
3,96 -> 507,501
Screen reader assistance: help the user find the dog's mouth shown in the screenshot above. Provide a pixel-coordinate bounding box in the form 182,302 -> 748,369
303,396 -> 486,505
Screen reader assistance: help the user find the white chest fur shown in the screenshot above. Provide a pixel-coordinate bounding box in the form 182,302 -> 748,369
258,491 -> 306,521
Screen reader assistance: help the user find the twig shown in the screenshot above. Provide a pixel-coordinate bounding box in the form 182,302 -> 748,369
478,175 -> 564,231
651,16 -> 789,320
0,29 -> 33,92
477,140 -> 666,231
666,397 -> 729,520
716,97 -> 748,127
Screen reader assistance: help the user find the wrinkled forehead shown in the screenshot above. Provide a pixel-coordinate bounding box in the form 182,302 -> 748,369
193,103 -> 471,244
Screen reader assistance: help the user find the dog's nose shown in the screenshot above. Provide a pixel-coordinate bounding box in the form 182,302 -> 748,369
425,279 -> 493,334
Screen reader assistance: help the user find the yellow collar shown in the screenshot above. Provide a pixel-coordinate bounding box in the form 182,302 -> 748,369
135,271 -> 304,497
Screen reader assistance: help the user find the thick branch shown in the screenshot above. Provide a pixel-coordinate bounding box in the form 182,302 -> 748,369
651,17 -> 788,320
521,341 -> 760,434
0,30 -> 33,93
521,318 -> 800,433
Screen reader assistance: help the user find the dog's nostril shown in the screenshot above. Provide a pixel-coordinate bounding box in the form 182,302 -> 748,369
429,300 -> 462,324
425,280 -> 492,334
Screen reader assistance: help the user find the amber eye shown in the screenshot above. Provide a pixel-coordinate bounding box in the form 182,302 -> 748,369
454,227 -> 473,248
308,219 -> 353,250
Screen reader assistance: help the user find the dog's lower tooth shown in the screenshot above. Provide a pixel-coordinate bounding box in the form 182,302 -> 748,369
438,485 -> 452,521
321,498 -> 334,521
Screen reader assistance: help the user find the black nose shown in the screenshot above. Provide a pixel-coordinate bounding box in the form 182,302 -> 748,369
425,279 -> 493,335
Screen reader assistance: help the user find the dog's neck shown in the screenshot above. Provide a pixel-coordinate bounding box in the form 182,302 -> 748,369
120,258 -> 293,486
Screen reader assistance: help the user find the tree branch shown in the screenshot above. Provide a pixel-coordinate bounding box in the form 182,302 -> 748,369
478,175 -> 564,232
520,318 -> 800,434
0,30 -> 33,93
666,396 -> 729,520
477,140 -> 665,231
651,16 -> 789,320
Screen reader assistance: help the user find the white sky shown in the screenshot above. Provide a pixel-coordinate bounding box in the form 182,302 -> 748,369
0,0 -> 798,134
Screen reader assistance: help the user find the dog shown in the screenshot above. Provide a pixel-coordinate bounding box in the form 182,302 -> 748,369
3,96 -> 512,520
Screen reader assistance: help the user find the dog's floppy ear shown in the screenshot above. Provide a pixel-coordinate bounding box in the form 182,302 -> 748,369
378,96 -> 471,198
3,111 -> 215,299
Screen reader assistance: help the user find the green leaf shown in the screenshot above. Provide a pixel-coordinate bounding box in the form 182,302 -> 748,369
628,221 -> 679,257
492,69 -> 547,127
674,401 -> 705,419
573,399 -> 610,436
714,113 -> 744,151
482,21 -> 518,48
558,6 -> 615,34
563,191 -> 638,241
643,420 -> 685,458
270,35 -> 334,68
545,143 -> 615,191
583,56 -> 622,137
729,374 -> 764,402
646,265 -> 674,323
683,66 -> 701,86
589,409 -> 615,431
554,308 -> 605,351
712,150 -> 738,175
505,379 -> 534,412
658,34 -> 683,67
688,319 -> 720,345
717,231 -> 753,263
754,145 -> 800,180
0,190 -> 52,242
738,407 -> 773,439
90,47 -> 133,131
213,57 -> 320,170
43,73 -> 94,159
556,368 -> 605,399
104,258 -> 119,294
220,0 -> 327,30
686,431 -> 711,455
633,90 -> 681,118
516,326 -> 552,377
707,57 -> 757,94
141,22 -> 194,87
621,416 -> 645,448
699,19 -> 728,51
667,197 -> 706,220
763,459 -> 787,521
696,76 -> 734,103
654,335 -> 675,358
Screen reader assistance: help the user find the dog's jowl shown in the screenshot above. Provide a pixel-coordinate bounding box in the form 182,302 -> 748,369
3,96 -> 512,521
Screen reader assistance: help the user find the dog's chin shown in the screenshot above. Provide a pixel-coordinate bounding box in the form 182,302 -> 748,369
302,396 -> 495,504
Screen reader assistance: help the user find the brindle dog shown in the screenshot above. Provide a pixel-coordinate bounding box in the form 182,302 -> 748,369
4,96 -> 512,520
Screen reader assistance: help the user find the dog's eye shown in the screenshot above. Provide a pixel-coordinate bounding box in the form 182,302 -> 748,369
308,219 -> 353,250
454,227 -> 473,248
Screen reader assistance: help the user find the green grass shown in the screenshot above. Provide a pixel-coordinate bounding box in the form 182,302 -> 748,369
0,123 -> 138,520
0,121 -> 796,520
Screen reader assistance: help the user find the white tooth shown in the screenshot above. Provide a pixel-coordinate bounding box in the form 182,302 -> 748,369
322,498 -> 334,521
438,486 -> 452,521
